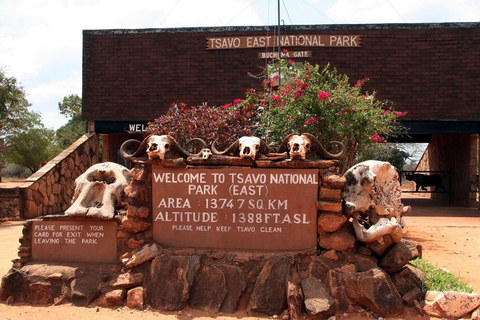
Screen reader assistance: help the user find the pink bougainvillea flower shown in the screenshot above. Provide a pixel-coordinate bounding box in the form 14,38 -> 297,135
222,103 -> 233,109
282,49 -> 289,53
381,110 -> 391,115
304,117 -> 318,125
271,95 -> 281,101
288,116 -> 295,121
317,91 -> 330,102
233,99 -> 243,104
395,111 -> 403,116
371,134 -> 384,143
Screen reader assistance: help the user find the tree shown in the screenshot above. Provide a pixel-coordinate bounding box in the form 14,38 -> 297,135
357,143 -> 411,171
56,94 -> 86,149
0,68 -> 42,158
58,94 -> 82,118
235,59 -> 406,169
3,127 -> 59,173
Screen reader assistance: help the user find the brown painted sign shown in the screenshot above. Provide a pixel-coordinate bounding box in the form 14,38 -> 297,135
152,167 -> 318,250
206,34 -> 361,50
31,220 -> 117,263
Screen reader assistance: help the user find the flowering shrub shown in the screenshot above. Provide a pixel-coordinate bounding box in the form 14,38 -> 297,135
148,103 -> 253,150
252,59 -> 406,168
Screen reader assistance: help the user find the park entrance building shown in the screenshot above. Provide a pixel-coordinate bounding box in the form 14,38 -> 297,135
82,22 -> 480,207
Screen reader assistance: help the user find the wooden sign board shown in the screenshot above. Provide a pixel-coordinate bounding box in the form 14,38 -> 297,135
206,34 -> 361,50
31,220 -> 117,263
152,167 -> 319,251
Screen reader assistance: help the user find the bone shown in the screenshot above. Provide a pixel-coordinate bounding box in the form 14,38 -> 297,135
65,162 -> 130,219
342,160 -> 409,243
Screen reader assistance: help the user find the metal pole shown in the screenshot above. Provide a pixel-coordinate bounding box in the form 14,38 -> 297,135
277,0 -> 281,86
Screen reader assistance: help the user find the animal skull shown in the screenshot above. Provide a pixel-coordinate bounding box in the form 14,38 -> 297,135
211,136 -> 270,160
200,148 -> 212,159
65,162 -> 130,218
277,133 -> 345,160
285,134 -> 312,159
238,136 -> 262,160
146,135 -> 174,160
342,160 -> 411,243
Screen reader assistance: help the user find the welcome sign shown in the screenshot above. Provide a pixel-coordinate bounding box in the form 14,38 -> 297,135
152,167 -> 319,250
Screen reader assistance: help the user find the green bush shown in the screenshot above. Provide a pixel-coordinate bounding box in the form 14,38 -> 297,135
236,58 -> 406,168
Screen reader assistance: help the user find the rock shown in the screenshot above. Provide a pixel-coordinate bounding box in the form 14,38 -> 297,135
126,205 -> 150,218
318,223 -> 355,252
147,255 -> 201,311
390,264 -> 425,296
343,252 -> 378,272
106,289 -> 126,305
129,164 -> 150,181
308,255 -> 349,281
366,234 -> 394,256
286,276 -> 304,320
423,290 -> 480,319
124,242 -> 160,268
347,267 -> 403,317
322,171 -> 346,189
29,281 -> 53,305
380,240 -> 420,273
217,264 -> 247,313
402,287 -> 423,306
111,272 -> 144,289
126,287 -> 144,310
317,211 -> 347,233
121,217 -> 151,234
248,255 -> 292,316
324,264 -> 357,313
188,264 -> 227,313
319,188 -> 342,201
316,201 -> 342,213
1,270 -> 27,302
301,277 -> 335,319
126,238 -> 144,249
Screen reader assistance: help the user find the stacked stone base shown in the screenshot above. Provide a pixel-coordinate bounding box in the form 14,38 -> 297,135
2,239 -> 426,319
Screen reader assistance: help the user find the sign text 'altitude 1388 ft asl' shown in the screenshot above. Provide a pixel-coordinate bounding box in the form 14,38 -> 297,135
152,167 -> 319,250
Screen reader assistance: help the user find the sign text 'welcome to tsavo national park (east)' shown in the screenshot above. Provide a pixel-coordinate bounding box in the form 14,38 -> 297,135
152,167 -> 319,250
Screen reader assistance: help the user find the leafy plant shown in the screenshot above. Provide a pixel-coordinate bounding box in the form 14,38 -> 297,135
410,258 -> 473,293
148,103 -> 253,150
239,58 -> 406,168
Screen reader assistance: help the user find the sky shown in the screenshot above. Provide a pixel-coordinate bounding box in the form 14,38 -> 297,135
1,0 -> 480,130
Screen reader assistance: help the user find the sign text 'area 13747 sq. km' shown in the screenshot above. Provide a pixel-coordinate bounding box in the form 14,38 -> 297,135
152,167 -> 319,250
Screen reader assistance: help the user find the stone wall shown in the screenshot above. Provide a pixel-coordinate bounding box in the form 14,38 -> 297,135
18,133 -> 98,219
416,134 -> 479,207
0,188 -> 20,219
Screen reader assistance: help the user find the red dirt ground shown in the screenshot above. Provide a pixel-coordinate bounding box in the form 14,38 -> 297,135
0,194 -> 479,319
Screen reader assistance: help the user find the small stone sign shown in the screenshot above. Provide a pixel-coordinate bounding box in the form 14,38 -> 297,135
152,167 -> 319,250
31,220 -> 117,263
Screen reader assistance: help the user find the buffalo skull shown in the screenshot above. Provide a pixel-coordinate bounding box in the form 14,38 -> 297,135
278,133 -> 345,160
120,135 -> 207,161
211,136 -> 270,160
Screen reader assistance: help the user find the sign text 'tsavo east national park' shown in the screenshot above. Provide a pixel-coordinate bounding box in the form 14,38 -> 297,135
152,167 -> 319,250
206,34 -> 362,50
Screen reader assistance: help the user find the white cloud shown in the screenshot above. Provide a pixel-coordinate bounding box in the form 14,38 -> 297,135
326,0 -> 480,24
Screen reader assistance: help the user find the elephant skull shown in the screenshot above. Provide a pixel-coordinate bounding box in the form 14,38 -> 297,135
342,160 -> 411,243
65,162 -> 131,218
